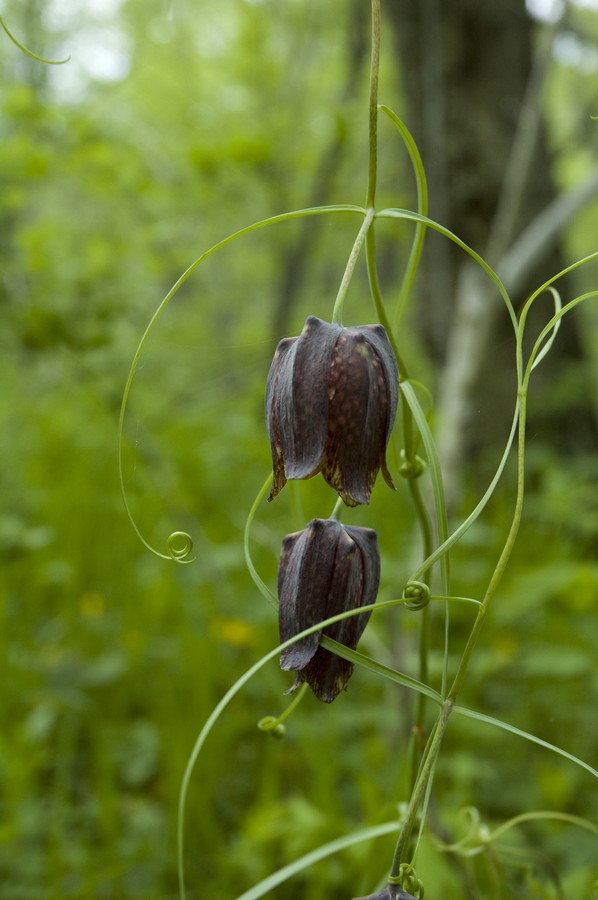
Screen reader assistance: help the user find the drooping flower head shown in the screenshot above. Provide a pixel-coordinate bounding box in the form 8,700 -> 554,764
278,517 -> 380,703
266,316 -> 399,507
352,888 -> 418,900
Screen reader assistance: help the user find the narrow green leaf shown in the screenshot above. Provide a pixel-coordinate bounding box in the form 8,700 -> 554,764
178,597 -> 439,900
400,380 -> 450,595
377,208 -> 517,333
378,105 -> 429,329
526,287 -> 562,374
488,810 -> 598,842
320,635 -> 443,704
244,474 -> 277,610
410,400 -> 520,582
453,706 -> 598,780
236,821 -> 401,900
523,289 -> 598,388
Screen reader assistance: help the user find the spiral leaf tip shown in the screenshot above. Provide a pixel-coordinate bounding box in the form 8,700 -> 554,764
402,580 -> 430,611
257,716 -> 286,738
167,531 -> 195,563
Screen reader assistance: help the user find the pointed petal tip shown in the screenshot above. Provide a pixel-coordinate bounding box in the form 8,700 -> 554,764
280,637 -> 319,672
382,460 -> 396,491
351,888 -> 418,900
267,459 -> 287,501
282,673 -> 302,696
339,492 -> 363,508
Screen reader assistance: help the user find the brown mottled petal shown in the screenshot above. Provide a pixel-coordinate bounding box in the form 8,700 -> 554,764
278,519 -> 339,672
308,527 -> 379,702
359,323 -> 400,437
265,336 -> 297,501
320,332 -> 368,505
278,521 -> 380,703
282,316 -> 340,481
291,646 -> 355,703
322,538 -> 363,652
266,316 -> 398,506
323,331 -> 389,505
336,324 -> 400,502
265,317 -> 342,501
299,525 -> 363,702
381,458 -> 396,491
333,525 -> 380,647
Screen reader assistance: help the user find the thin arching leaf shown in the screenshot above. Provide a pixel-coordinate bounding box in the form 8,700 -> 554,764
236,821 -> 401,900
244,474 -> 277,610
118,205 -> 366,559
378,105 -> 429,330
400,380 -> 450,596
177,597 -> 440,900
453,706 -> 598,780
409,400 -> 520,582
377,207 -> 517,333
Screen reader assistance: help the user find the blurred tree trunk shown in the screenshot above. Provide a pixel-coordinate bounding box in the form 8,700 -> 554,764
271,0 -> 369,340
9,0 -> 50,90
387,0 -> 598,505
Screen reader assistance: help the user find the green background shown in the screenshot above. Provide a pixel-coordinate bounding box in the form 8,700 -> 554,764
0,0 -> 597,897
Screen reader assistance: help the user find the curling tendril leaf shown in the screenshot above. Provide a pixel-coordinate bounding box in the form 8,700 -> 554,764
257,683 -> 309,739
167,531 -> 195,563
119,207 -> 363,560
402,581 -> 431,611
257,717 -> 285,739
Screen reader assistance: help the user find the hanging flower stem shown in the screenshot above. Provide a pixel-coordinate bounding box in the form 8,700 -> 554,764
361,0 -> 435,800
366,0 -> 381,209
331,207 -> 375,324
331,0 -> 381,326
390,699 -> 453,877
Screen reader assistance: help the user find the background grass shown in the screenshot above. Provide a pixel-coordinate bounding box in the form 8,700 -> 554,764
1,0 -> 597,897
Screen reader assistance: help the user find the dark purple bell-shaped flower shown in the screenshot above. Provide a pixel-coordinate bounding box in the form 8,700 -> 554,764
352,889 -> 418,900
278,517 -> 380,703
266,316 -> 399,507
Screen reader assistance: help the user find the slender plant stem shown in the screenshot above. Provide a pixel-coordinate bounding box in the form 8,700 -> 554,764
367,0 -> 381,208
331,208 -> 375,324
365,226 -> 408,375
390,700 -> 453,876
330,496 -> 344,521
331,0 -> 381,325
364,169 -> 434,797
366,216 -> 434,800
363,0 -> 436,804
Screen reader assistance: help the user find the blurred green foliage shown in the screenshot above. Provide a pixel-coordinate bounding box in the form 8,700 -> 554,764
0,1 -> 597,898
